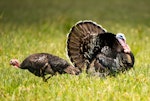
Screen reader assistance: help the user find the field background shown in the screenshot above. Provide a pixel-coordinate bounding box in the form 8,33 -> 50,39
0,0 -> 150,101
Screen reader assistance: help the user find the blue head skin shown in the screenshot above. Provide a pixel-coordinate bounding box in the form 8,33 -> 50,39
116,33 -> 131,53
116,33 -> 126,43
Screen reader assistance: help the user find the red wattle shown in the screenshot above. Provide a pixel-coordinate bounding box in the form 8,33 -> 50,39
118,39 -> 131,53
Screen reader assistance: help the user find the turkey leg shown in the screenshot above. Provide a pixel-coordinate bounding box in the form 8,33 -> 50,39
40,63 -> 54,82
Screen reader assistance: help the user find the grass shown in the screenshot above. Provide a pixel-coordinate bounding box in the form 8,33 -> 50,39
0,0 -> 150,100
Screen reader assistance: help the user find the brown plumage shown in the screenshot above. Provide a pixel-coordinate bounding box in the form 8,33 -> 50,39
67,21 -> 106,69
10,53 -> 80,81
67,20 -> 134,76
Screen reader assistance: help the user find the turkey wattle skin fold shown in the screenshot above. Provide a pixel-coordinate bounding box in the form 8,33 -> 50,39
117,38 -> 130,53
116,33 -> 131,53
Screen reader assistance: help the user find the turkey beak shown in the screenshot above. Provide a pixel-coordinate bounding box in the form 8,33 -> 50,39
121,39 -> 125,44
121,38 -> 126,43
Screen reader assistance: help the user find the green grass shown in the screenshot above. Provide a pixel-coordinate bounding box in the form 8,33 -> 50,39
0,0 -> 150,101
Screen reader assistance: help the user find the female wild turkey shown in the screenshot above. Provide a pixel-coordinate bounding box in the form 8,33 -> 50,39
10,53 -> 80,81
67,20 -> 134,76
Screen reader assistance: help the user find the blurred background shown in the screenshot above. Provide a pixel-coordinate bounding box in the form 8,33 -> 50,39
0,0 -> 149,27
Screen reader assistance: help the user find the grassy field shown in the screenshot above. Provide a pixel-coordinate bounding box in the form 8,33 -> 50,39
0,0 -> 150,101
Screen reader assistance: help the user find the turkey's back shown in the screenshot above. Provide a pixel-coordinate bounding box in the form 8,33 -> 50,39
46,53 -> 70,73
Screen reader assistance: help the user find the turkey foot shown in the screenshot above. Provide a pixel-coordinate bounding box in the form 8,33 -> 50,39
41,63 -> 54,82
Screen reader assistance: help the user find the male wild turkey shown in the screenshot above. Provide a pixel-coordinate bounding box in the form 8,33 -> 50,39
10,53 -> 80,81
67,20 -> 134,76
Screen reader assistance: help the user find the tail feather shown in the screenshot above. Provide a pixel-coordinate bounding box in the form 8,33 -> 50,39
68,44 -> 80,51
67,20 -> 106,70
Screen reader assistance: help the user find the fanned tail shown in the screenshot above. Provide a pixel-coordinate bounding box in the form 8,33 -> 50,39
67,20 -> 106,70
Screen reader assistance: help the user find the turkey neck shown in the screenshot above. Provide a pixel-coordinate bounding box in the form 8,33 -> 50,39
15,62 -> 21,68
117,39 -> 130,53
